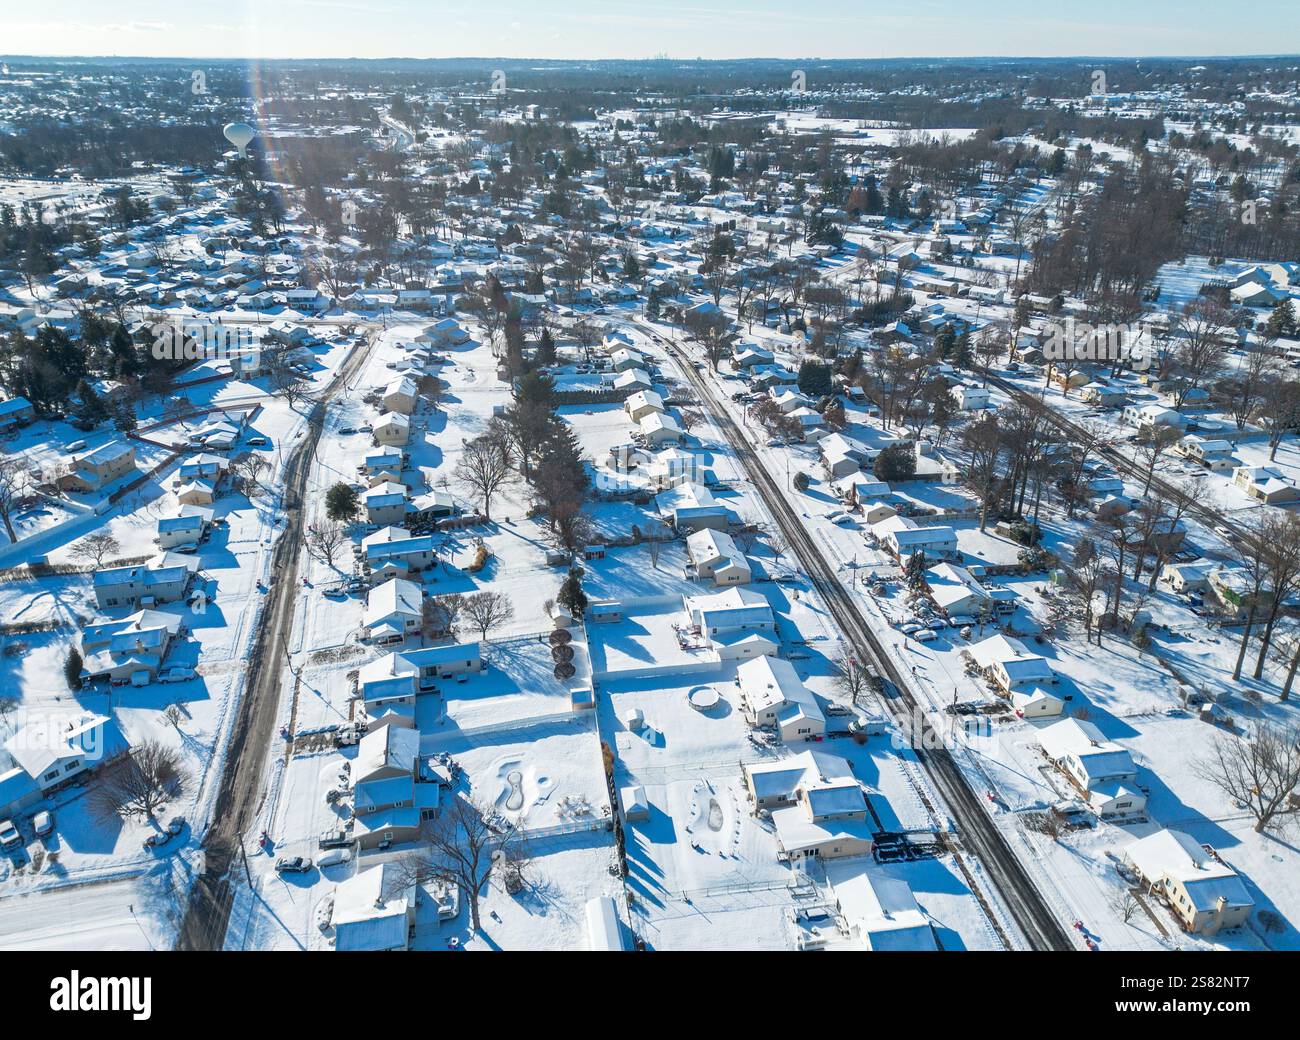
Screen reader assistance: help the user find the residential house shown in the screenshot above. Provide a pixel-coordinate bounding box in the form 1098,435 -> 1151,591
156,506 -> 213,551
364,482 -> 410,526
362,526 -> 437,583
373,412 -> 411,447
351,725 -> 438,850
686,587 -> 778,661
93,555 -> 196,611
743,749 -> 872,861
331,863 -> 418,951
624,389 -> 665,423
59,441 -> 137,493
364,577 -> 424,644
0,396 -> 35,429
737,655 -> 825,743
686,528 -> 751,586
1038,717 -> 1147,818
79,609 -> 183,685
964,633 -> 1057,695
1233,464 -> 1300,505
657,482 -> 729,532
639,410 -> 683,447
382,376 -> 419,416
2,713 -> 129,814
950,383 -> 990,410
870,514 -> 958,563
612,368 -> 653,395
924,562 -> 992,618
824,862 -> 939,951
1125,829 -> 1254,936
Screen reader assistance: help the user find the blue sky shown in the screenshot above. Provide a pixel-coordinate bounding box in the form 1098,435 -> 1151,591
3,0 -> 1296,60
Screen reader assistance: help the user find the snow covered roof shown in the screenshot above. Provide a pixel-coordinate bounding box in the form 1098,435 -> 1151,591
365,577 -> 423,627
1126,829 -> 1254,912
826,861 -> 937,951
331,863 -> 414,951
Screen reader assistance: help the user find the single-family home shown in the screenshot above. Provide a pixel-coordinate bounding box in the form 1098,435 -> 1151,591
364,577 -> 424,644
825,862 -> 939,951
351,725 -> 439,850
870,514 -> 958,563
737,655 -> 825,743
950,383 -> 990,410
1038,717 -> 1146,818
639,410 -> 683,447
624,389 -> 665,423
1233,464 -> 1300,505
156,505 -> 213,551
364,482 -> 409,526
93,556 -> 196,610
331,863 -> 417,951
964,633 -> 1056,694
686,587 -> 778,661
79,609 -> 183,685
59,441 -> 137,493
1125,829 -> 1254,936
0,396 -> 35,429
686,528 -> 751,586
373,412 -> 411,447
382,376 -> 419,415
362,526 -> 437,582
925,562 -> 992,617
3,713 -> 129,807
657,482 -> 729,532
743,750 -> 872,861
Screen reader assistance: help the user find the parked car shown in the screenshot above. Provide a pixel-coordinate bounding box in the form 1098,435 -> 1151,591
0,820 -> 22,849
913,628 -> 940,643
161,666 -> 196,683
32,811 -> 54,837
317,848 -> 352,868
275,856 -> 313,874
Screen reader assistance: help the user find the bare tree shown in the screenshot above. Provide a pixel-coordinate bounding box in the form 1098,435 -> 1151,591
1250,511 -> 1300,679
1215,346 -> 1277,431
462,590 -> 515,640
1231,511 -> 1283,681
0,458 -> 34,543
232,454 -> 269,497
422,593 -> 465,638
396,793 -> 520,931
265,345 -> 314,411
1195,722 -> 1300,833
767,527 -> 790,567
1254,374 -> 1300,462
1110,890 -> 1142,925
304,521 -> 346,569
831,650 -> 876,706
1064,534 -> 1114,645
89,740 -> 187,824
453,434 -> 514,521
1133,424 -> 1182,496
1171,299 -> 1229,409
69,531 -> 122,568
